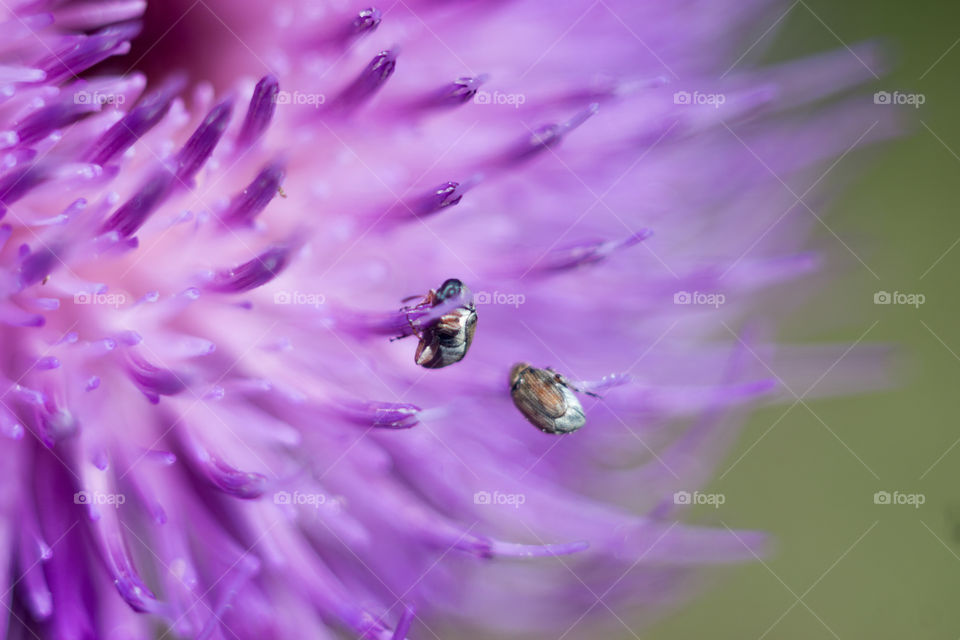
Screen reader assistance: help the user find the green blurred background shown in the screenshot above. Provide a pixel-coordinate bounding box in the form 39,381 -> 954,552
645,1 -> 960,638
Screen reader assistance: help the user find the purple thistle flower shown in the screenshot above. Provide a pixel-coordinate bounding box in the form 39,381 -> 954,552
0,1 -> 895,638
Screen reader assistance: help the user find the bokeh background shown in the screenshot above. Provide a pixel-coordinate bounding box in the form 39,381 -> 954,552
79,1 -> 959,637
645,1 -> 960,638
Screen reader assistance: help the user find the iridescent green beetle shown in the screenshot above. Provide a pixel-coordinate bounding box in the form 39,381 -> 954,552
405,279 -> 477,369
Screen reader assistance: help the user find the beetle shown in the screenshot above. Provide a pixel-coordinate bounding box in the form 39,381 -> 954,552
509,363 -> 599,434
401,278 -> 477,369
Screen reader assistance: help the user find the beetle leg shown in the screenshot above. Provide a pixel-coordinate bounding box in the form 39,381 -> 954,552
404,313 -> 423,339
556,373 -> 602,399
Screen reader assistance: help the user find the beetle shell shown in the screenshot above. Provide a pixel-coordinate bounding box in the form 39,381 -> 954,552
411,278 -> 477,369
414,306 -> 477,368
509,363 -> 586,434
